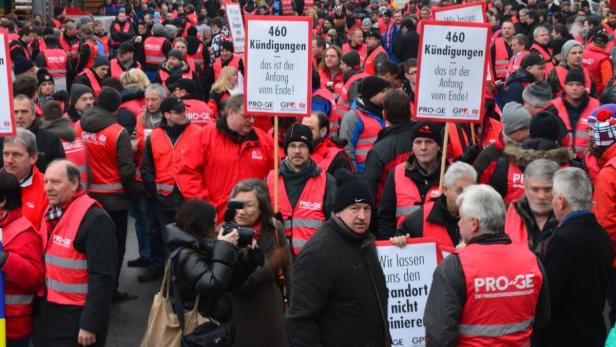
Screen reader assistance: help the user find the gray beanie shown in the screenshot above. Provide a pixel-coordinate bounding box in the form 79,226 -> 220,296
152,23 -> 166,36
561,39 -> 583,61
522,81 -> 553,108
165,24 -> 177,38
502,102 -> 531,135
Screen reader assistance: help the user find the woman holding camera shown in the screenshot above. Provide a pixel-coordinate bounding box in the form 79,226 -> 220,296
229,179 -> 291,347
165,199 -> 264,346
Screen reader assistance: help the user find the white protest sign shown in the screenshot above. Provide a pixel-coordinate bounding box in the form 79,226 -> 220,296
414,21 -> 490,123
226,2 -> 246,53
376,240 -> 440,347
0,29 -> 14,136
433,2 -> 485,23
244,16 -> 312,117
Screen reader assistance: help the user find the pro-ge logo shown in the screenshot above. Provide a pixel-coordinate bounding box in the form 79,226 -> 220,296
251,150 -> 263,160
299,200 -> 321,211
474,274 -> 536,299
26,202 -> 35,209
52,235 -> 72,248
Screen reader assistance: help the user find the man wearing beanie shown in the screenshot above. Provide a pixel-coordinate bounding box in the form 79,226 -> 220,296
364,29 -> 387,76
266,123 -> 336,255
75,86 -> 138,303
474,101 -> 531,184
544,68 -> 600,158
335,50 -> 368,115
110,42 -> 141,79
73,56 -> 110,97
155,49 -> 196,86
139,23 -> 172,80
342,29 -> 367,66
140,97 -> 201,282
504,52 -> 546,105
378,121 -> 443,238
13,57 -> 37,79
66,84 -> 94,122
339,76 -> 389,171
546,39 -> 595,96
583,26 -> 612,95
213,40 -> 244,81
522,81 -> 553,115
287,168 -> 391,346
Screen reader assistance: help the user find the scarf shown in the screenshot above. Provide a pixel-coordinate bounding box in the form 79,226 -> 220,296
45,189 -> 87,233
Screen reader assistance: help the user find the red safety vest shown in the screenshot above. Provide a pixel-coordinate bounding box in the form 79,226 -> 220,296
456,243 -> 543,346
503,163 -> 524,204
151,124 -> 200,196
144,36 -> 167,66
119,99 -> 145,117
393,164 -> 441,227
354,109 -> 385,167
422,201 -> 455,248
312,140 -> 349,172
44,49 -> 67,78
44,194 -> 98,307
448,123 -> 474,160
504,203 -> 529,246
158,69 -> 192,86
62,138 -> 89,185
21,166 -> 47,231
213,54 -> 241,81
493,37 -> 511,80
583,44 -> 610,95
312,87 -> 337,131
110,58 -> 141,79
184,99 -> 216,127
281,0 -> 293,14
550,97 -> 599,158
97,34 -> 110,55
75,122 -> 125,194
110,22 -> 131,46
188,42 -> 205,69
507,50 -> 529,79
530,43 -> 554,74
339,72 -> 368,104
78,69 -> 102,97
482,118 -> 503,147
266,170 -> 327,254
342,43 -> 367,66
555,65 -> 592,94
364,46 -> 387,76
59,34 -> 77,57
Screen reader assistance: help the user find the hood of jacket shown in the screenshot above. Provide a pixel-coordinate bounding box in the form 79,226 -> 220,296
164,223 -> 215,253
80,106 -> 118,133
503,140 -> 571,169
41,116 -> 76,142
505,68 -> 535,88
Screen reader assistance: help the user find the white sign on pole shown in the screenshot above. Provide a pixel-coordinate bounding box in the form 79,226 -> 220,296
377,240 -> 440,347
244,16 -> 312,117
226,3 -> 246,53
433,2 -> 485,23
0,29 -> 14,136
414,21 -> 490,123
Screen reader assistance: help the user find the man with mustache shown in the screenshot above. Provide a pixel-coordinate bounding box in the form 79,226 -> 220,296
266,124 -> 336,256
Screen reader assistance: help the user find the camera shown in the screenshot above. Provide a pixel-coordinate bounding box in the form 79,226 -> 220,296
222,199 -> 254,248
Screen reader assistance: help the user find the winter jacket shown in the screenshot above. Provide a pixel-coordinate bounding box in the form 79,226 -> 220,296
503,68 -> 536,105
398,195 -> 460,245
539,211 -> 613,346
592,143 -> 616,267
109,19 -> 135,46
286,216 -> 391,347
392,30 -> 419,61
424,233 -> 550,346
41,116 -> 76,142
509,196 -> 558,257
176,117 -> 275,223
79,106 -> 137,210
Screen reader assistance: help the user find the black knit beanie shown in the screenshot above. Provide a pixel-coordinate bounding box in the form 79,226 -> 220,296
332,169 -> 375,212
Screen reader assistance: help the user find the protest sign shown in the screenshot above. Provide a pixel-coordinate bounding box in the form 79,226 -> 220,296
244,16 -> 312,117
225,2 -> 246,53
376,239 -> 440,347
0,29 -> 14,137
414,21 -> 490,123
432,2 -> 486,23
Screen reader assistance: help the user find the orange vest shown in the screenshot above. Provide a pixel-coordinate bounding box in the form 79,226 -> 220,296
456,243 -> 543,346
530,43 -> 554,74
281,0 -> 293,14
550,97 -> 599,158
342,43 -> 367,66
313,87 -> 337,126
339,72 -> 369,104
555,65 -> 592,94
110,22 -> 131,46
75,122 -> 125,194
144,36 -> 167,66
505,203 -> 529,246
44,194 -> 98,306
313,143 -> 347,172
44,49 -> 67,78
120,99 -> 145,117
582,44 -> 610,95
110,58 -> 141,79
503,163 -> 524,204
21,167 -> 47,231
213,54 -> 241,80
59,34 -> 78,57
188,42 -> 205,69
364,46 -> 387,76
78,69 -> 101,97
184,99 -> 215,127
493,37 -> 511,80
158,69 -> 192,86
393,164 -> 441,227
422,201 -> 455,248
507,50 -> 529,78
448,123 -> 474,160
150,124 -> 200,196
266,169 -> 327,254
62,138 -> 89,185
354,109 -> 385,168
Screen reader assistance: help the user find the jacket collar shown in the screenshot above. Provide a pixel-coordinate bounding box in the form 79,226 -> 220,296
216,117 -> 258,143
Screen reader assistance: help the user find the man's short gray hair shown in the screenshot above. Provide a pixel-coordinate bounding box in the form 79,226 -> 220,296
524,159 -> 560,185
225,94 -> 244,115
457,184 -> 506,235
444,162 -> 477,188
14,94 -> 35,116
552,167 -> 593,211
4,128 -> 37,156
145,83 -> 168,98
533,25 -> 549,38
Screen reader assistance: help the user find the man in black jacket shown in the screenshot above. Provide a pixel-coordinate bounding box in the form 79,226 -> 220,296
287,169 -> 391,346
393,19 -> 419,61
540,167 -> 613,346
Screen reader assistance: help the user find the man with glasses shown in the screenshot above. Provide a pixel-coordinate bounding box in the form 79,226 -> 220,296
177,94 -> 275,222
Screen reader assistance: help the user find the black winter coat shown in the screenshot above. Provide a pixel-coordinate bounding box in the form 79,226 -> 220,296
539,212 -> 613,347
286,217 -> 391,347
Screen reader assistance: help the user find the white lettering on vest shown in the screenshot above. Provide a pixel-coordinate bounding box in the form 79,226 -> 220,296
473,274 -> 536,298
251,150 -> 263,160
186,112 -> 212,122
512,173 -> 524,189
52,234 -> 72,248
299,200 -> 322,211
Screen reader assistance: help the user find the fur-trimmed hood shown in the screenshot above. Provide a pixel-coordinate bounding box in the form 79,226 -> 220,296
503,139 -> 572,169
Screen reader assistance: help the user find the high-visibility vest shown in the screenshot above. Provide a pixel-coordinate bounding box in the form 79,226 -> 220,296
59,34 -> 78,57
266,169 -> 327,254
110,22 -> 131,47
339,72 -> 369,104
364,46 -> 387,76
184,99 -> 215,127
555,65 -> 592,94
119,99 -> 145,117
158,69 -> 192,86
313,87 -> 336,124
62,138 -> 89,185
354,109 -> 385,168
503,163 -> 525,205
44,49 -> 67,78
144,36 -> 167,66
493,37 -> 511,80
448,123 -> 474,160
281,0 -> 293,15
504,203 -> 528,246
110,58 -> 141,79
422,201 -> 455,248
456,243 -> 543,346
151,124 -> 200,196
312,141 -> 349,172
393,164 -> 441,227
213,54 -> 241,80
507,50 -> 529,78
77,69 -> 102,97
188,42 -> 205,69
530,43 -> 554,74
97,34 -> 110,55
44,194 -> 98,306
21,167 -> 47,231
342,43 -> 367,66
582,44 -> 610,94
550,97 -> 599,158
75,122 -> 125,194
